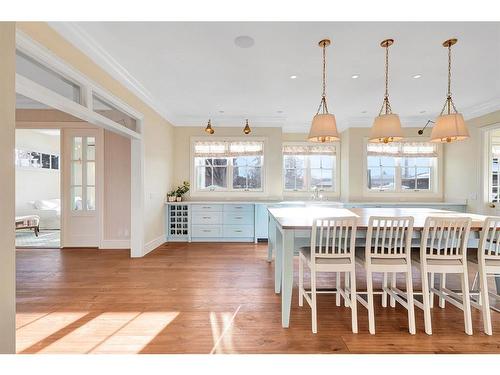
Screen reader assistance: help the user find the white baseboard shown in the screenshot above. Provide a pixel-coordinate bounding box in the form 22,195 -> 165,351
143,234 -> 166,255
100,239 -> 130,249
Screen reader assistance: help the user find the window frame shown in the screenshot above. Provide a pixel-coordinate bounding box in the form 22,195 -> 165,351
362,137 -> 443,198
190,137 -> 267,196
282,141 -> 340,197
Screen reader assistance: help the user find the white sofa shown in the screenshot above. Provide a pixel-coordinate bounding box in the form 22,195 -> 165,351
16,198 -> 61,230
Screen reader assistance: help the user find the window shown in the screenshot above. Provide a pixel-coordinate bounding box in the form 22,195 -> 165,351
93,94 -> 137,132
16,50 -> 81,103
193,141 -> 264,192
366,141 -> 438,192
283,143 -> 336,192
70,136 -> 96,211
491,145 -> 500,203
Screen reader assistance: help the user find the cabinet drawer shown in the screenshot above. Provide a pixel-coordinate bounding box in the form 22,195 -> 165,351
223,204 -> 254,213
192,211 -> 223,225
191,225 -> 222,237
223,225 -> 254,238
191,204 -> 223,212
223,211 -> 254,225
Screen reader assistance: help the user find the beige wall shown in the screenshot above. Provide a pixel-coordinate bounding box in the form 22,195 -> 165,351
17,22 -> 175,245
103,131 -> 131,243
173,126 -> 283,199
444,110 -> 500,213
0,21 -> 16,354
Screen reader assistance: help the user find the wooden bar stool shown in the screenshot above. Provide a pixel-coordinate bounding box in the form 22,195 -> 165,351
413,216 -> 473,335
298,216 -> 358,333
355,216 -> 416,335
469,217 -> 500,335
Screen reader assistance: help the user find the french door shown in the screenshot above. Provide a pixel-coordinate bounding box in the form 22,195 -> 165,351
61,128 -> 102,247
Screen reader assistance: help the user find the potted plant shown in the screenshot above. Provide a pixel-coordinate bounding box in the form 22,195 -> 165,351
167,191 -> 177,202
174,181 -> 190,202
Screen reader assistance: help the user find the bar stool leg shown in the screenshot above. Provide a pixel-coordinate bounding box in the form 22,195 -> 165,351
439,273 -> 446,308
366,270 -> 376,335
406,267 -> 416,334
298,255 -> 304,307
336,272 -> 341,307
311,268 -> 317,333
390,273 -> 396,308
421,266 -> 432,335
382,272 -> 388,307
478,262 -> 492,335
461,269 -> 473,335
350,270 -> 358,333
344,272 -> 349,307
429,272 -> 435,308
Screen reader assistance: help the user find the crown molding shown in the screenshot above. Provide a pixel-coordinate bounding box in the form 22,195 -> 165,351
48,22 -> 178,125
462,97 -> 500,120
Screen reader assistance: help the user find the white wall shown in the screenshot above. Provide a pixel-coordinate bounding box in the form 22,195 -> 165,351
15,129 -> 60,228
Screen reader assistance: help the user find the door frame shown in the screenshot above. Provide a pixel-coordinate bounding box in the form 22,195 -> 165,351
15,30 -> 145,257
480,122 -> 500,215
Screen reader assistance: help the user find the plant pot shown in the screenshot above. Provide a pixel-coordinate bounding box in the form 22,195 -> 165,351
168,196 -> 176,202
176,197 -> 182,202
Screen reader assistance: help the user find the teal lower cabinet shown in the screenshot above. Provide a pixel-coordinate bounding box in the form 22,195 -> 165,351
190,203 -> 255,242
254,204 -> 269,241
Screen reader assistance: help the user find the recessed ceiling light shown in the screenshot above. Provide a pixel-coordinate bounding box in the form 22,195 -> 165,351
234,35 -> 255,48
219,110 -> 224,114
361,110 -> 368,114
277,110 -> 284,114
290,75 -> 297,79
413,74 -> 422,79
351,74 -> 360,79
419,110 -> 426,114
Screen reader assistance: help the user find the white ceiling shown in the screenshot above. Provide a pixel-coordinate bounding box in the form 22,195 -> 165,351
49,22 -> 500,132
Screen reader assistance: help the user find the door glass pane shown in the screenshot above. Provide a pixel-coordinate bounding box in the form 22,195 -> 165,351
86,137 -> 96,160
86,187 -> 96,211
93,94 -> 137,131
71,187 -> 83,211
87,161 -> 95,186
72,137 -> 82,160
71,161 -> 82,185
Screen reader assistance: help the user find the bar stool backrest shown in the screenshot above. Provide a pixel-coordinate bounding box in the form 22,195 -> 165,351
479,217 -> 500,261
421,216 -> 471,261
365,216 -> 414,261
311,216 -> 358,261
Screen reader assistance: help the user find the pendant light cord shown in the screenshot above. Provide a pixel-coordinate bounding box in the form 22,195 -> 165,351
379,41 -> 393,116
440,42 -> 458,116
317,42 -> 329,115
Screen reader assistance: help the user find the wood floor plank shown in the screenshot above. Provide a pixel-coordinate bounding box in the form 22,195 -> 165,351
16,243 -> 500,354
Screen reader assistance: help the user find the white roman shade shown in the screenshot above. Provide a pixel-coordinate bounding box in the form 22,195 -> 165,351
282,143 -> 336,156
492,145 -> 500,158
367,141 -> 438,157
194,141 -> 263,157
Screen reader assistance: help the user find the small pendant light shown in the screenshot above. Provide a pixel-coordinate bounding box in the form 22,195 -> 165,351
369,39 -> 403,144
430,38 -> 469,143
243,119 -> 251,135
308,39 -> 339,143
204,119 -> 214,134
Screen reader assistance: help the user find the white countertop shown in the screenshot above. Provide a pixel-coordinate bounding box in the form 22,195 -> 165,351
166,199 -> 467,206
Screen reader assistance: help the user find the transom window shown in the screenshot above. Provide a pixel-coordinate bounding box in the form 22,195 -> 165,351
283,143 -> 336,192
366,142 -> 437,192
193,141 -> 264,192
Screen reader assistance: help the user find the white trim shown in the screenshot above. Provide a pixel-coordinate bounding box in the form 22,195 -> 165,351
480,122 -> 500,215
100,239 -> 130,249
144,234 -> 166,256
47,22 -> 173,125
16,30 -> 146,258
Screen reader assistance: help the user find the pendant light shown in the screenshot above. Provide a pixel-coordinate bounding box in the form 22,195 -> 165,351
308,39 -> 339,143
243,119 -> 251,135
369,39 -> 403,144
204,119 -> 214,134
430,38 -> 469,143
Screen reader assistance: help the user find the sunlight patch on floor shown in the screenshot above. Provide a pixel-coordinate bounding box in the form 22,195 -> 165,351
16,311 -> 88,353
90,312 -> 179,354
209,305 -> 241,354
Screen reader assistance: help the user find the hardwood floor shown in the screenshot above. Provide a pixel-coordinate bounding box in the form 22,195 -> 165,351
16,243 -> 500,354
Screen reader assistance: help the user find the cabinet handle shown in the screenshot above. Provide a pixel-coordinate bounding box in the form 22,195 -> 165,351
202,216 -> 210,219
235,230 -> 243,233
202,206 -> 211,209
235,216 -> 243,219
202,230 -> 211,232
